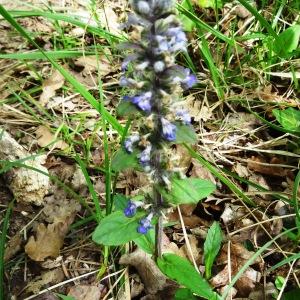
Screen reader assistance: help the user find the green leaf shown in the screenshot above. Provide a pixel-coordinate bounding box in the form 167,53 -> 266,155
272,108 -> 300,132
111,149 -> 141,172
134,229 -> 155,254
204,222 -> 222,279
92,211 -> 145,246
275,276 -> 285,290
175,288 -> 197,300
274,25 -> 300,57
175,124 -> 197,144
113,194 -> 128,211
117,101 -> 139,117
282,288 -> 300,300
161,177 -> 216,205
56,294 -> 76,300
198,0 -> 223,9
157,253 -> 219,299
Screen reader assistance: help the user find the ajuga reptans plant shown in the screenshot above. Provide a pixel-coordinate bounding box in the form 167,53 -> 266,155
121,0 -> 197,254
92,0 -> 215,260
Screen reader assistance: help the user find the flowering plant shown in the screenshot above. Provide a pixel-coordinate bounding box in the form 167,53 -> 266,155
93,0 -> 215,254
93,1 -> 218,297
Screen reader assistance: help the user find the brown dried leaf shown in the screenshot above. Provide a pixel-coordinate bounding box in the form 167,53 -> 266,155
119,248 -> 178,299
36,125 -> 68,150
25,215 -> 74,261
26,268 -> 64,294
4,234 -> 22,262
39,70 -> 65,106
211,243 -> 262,297
68,285 -> 101,300
177,235 -> 201,263
247,156 -> 287,177
75,53 -> 112,76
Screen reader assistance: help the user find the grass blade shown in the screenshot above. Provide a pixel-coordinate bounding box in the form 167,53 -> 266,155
176,3 -> 234,45
236,0 -> 278,39
5,10 -> 121,41
0,5 -> 124,136
0,50 -> 95,60
0,200 -> 14,299
184,144 -> 256,206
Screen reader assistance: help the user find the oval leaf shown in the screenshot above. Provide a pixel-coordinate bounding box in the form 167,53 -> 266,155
161,178 -> 216,205
92,211 -> 144,246
111,148 -> 141,172
274,25 -> 300,57
204,221 -> 223,279
134,229 -> 155,254
175,124 -> 197,144
157,253 -> 219,299
273,108 -> 300,132
117,101 -> 139,117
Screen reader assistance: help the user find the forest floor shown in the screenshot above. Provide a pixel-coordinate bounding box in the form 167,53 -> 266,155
0,0 -> 299,299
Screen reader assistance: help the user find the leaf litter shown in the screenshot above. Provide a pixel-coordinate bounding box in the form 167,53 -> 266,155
0,0 -> 300,299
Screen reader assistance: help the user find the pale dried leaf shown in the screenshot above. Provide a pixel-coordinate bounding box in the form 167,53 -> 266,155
26,268 -> 64,294
68,285 -> 101,300
36,125 -> 68,150
75,52 -> 112,76
40,70 -> 65,106
98,6 -> 121,35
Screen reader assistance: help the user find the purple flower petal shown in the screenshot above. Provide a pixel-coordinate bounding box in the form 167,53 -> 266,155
161,118 -> 177,141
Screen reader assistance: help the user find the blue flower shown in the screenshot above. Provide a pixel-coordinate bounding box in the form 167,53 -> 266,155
139,145 -> 152,167
176,109 -> 191,125
124,135 -> 140,153
124,200 -> 138,217
137,1 -> 151,14
131,91 -> 152,112
154,61 -> 165,73
137,213 -> 153,234
181,71 -> 197,90
161,118 -> 176,141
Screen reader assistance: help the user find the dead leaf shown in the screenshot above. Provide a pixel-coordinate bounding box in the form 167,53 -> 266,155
4,234 -> 22,261
247,156 -> 288,177
39,70 -> 65,106
177,235 -> 201,263
220,204 -> 246,224
190,158 -> 216,184
211,243 -> 262,297
36,125 -> 68,150
68,285 -> 101,300
26,268 -> 64,294
98,6 -> 121,36
119,248 -> 178,299
75,52 -> 112,76
25,215 -> 74,261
